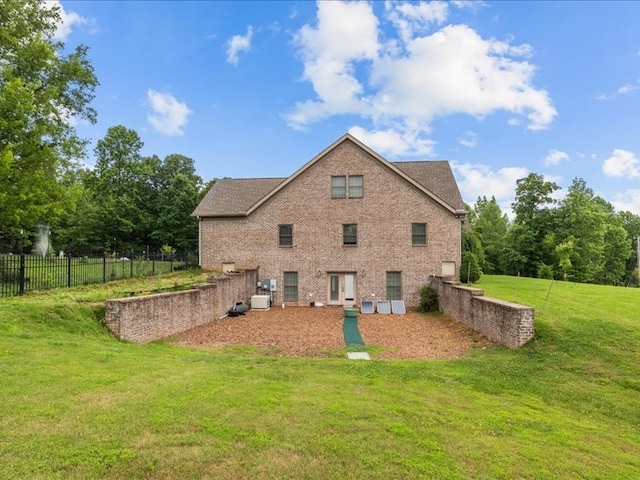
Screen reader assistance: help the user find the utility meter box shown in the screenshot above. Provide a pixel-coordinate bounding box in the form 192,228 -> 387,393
260,279 -> 277,291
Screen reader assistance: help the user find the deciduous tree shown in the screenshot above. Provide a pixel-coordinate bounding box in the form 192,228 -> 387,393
0,0 -> 97,251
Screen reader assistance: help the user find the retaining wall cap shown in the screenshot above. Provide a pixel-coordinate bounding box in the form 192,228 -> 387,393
473,296 -> 534,310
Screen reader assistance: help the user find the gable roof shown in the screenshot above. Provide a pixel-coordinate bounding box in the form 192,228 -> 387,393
193,133 -> 466,218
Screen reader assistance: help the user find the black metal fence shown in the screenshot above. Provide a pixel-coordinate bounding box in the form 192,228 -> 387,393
0,252 -> 198,297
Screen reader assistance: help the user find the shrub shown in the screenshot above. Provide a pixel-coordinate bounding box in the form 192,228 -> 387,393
461,252 -> 481,283
538,263 -> 555,280
417,285 -> 439,313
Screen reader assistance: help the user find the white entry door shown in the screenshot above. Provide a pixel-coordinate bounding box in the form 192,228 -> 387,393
328,273 -> 357,305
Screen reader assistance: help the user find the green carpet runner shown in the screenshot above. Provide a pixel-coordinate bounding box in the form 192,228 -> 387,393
342,309 -> 365,348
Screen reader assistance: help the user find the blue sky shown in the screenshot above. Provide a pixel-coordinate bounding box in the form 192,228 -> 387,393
53,1 -> 640,216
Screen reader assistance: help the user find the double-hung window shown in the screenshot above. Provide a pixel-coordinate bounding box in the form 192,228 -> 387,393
348,175 -> 363,198
331,176 -> 346,198
343,224 -> 357,246
412,223 -> 427,246
283,272 -> 298,302
279,224 -> 293,246
386,271 -> 402,300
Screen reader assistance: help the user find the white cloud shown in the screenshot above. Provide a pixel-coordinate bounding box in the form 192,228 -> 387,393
226,26 -> 254,65
451,161 -> 529,215
611,189 -> 640,215
288,1 -> 379,126
146,90 -> 192,136
602,149 -> 640,178
596,79 -> 640,100
45,1 -> 94,41
544,149 -> 569,166
618,83 -> 640,94
385,1 -> 450,44
458,130 -> 478,148
349,125 -> 436,156
287,1 -> 557,156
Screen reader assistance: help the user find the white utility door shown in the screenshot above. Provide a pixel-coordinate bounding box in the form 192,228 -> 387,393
328,273 -> 357,305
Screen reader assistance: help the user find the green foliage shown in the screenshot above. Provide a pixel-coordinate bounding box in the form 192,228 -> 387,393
460,251 -> 481,283
472,196 -> 508,274
417,285 -> 439,313
537,263 -> 554,280
0,0 -> 98,249
506,173 -> 560,277
59,130 -> 204,254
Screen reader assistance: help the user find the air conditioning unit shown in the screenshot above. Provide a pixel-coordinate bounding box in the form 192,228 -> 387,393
251,295 -> 270,310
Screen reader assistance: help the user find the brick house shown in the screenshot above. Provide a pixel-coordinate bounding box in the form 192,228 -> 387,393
193,133 -> 466,307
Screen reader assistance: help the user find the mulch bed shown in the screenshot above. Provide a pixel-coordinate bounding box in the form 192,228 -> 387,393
173,306 -> 492,360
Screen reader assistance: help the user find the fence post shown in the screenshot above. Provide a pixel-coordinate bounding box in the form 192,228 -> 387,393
103,254 -> 106,283
19,254 -> 26,295
67,254 -> 72,288
130,250 -> 134,278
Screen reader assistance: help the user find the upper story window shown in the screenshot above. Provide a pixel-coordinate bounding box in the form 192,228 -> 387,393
331,176 -> 346,198
279,224 -> 293,246
348,175 -> 363,198
343,224 -> 357,246
412,223 -> 427,246
332,175 -> 363,199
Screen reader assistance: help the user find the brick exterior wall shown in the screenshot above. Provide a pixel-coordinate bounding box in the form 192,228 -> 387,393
430,276 -> 535,349
104,270 -> 257,343
199,141 -> 463,308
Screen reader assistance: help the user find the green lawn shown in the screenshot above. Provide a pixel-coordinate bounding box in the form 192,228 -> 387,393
1,274 -> 639,479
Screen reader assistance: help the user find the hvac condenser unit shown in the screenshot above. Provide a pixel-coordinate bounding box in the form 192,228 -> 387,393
251,295 -> 270,310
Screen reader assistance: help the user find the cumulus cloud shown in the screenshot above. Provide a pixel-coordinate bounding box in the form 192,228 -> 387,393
286,1 -> 556,157
544,149 -> 569,166
349,125 -> 436,157
451,161 -> 529,215
385,1 -> 450,44
602,149 -> 640,178
611,189 -> 640,215
146,90 -> 192,136
44,0 -> 94,41
226,26 -> 254,65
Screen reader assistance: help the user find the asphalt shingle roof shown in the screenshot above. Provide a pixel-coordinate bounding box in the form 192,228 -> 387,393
391,161 -> 464,211
193,135 -> 465,217
192,177 -> 285,217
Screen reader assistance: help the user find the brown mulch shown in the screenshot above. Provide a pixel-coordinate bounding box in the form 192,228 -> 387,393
173,306 -> 492,360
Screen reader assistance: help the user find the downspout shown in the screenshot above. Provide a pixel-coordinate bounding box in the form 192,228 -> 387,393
198,217 -> 202,267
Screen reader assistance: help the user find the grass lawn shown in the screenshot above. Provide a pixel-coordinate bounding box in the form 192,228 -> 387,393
1,274 -> 639,479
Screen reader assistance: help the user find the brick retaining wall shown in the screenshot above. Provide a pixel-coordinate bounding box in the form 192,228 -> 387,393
105,270 -> 258,343
429,276 -> 534,349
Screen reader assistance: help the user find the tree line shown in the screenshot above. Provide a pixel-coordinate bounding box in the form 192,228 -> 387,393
462,173 -> 640,286
0,1 -> 211,255
2,1 -> 640,284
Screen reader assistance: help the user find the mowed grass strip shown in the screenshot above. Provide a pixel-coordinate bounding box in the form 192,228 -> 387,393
0,274 -> 639,479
